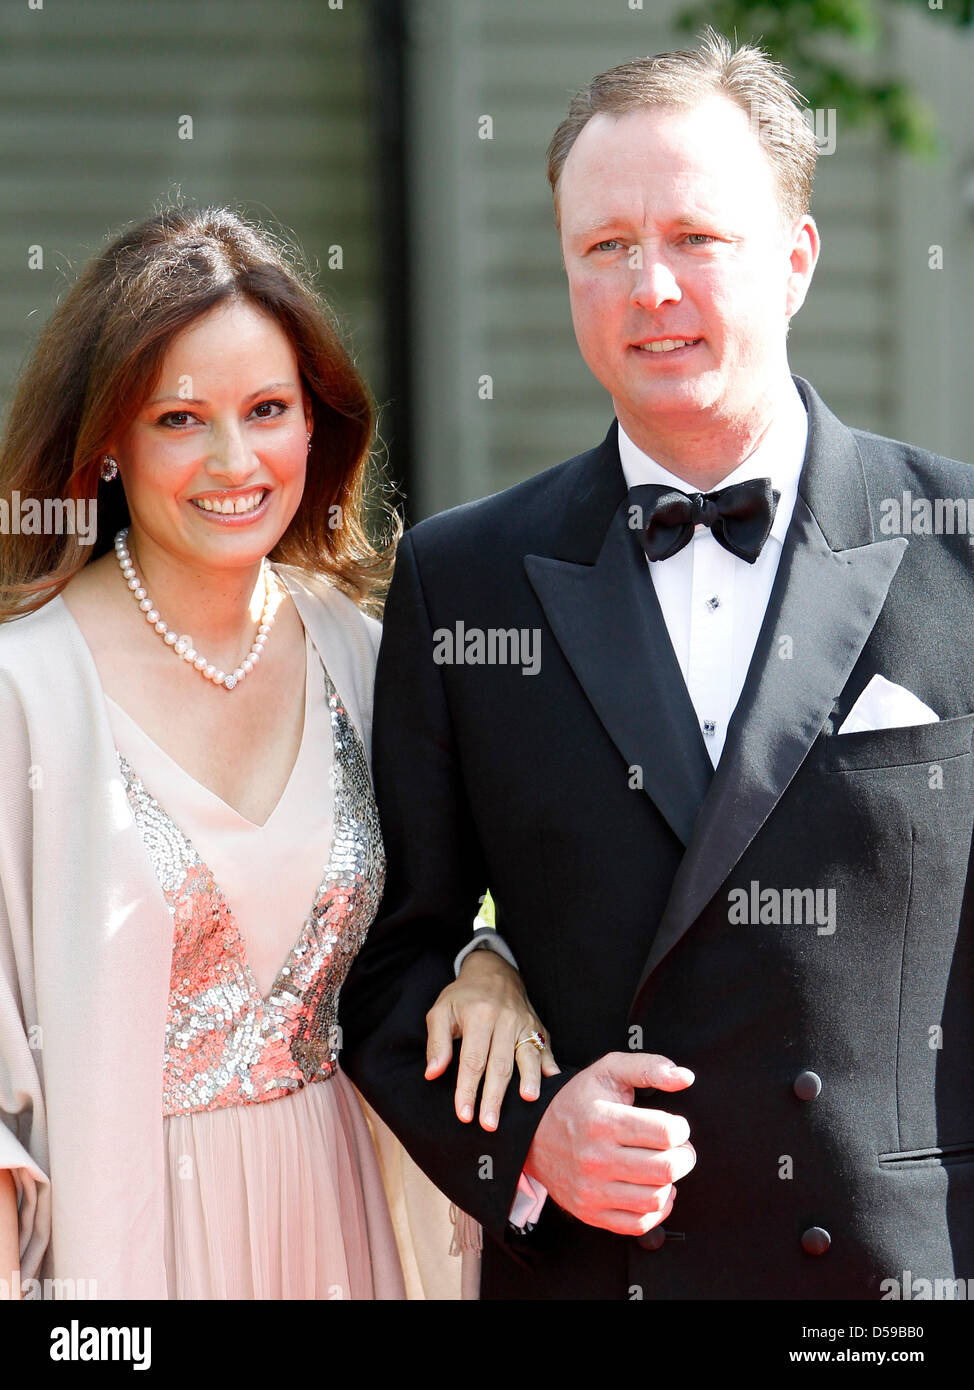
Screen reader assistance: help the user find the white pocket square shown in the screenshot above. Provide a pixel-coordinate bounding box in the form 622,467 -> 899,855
837,674 -> 939,735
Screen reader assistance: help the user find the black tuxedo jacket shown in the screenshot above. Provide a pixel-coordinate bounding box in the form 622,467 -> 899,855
339,375 -> 974,1299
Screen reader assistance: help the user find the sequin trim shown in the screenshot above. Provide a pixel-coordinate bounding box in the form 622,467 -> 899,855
117,659 -> 385,1117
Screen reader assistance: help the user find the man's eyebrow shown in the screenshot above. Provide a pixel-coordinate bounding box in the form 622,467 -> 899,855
146,380 -> 297,407
568,212 -> 722,241
567,221 -> 627,242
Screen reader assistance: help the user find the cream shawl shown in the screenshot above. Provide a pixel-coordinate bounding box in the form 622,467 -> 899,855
0,566 -> 381,1299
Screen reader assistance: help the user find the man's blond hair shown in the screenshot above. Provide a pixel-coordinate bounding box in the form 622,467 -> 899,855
547,26 -> 817,229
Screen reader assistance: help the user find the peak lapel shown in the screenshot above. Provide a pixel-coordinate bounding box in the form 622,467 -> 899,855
632,377 -> 908,1003
525,428 -> 713,847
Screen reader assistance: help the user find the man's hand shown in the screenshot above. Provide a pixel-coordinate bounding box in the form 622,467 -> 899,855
425,950 -> 560,1130
523,1051 -> 695,1235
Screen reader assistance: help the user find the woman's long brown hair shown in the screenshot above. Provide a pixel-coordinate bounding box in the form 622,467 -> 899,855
0,202 -> 399,621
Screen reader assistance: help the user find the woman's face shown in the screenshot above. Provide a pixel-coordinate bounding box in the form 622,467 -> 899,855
109,297 -> 313,575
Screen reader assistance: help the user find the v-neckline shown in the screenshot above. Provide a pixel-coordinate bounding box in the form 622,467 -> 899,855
116,656 -> 359,1012
103,627 -> 315,831
118,661 -> 340,1011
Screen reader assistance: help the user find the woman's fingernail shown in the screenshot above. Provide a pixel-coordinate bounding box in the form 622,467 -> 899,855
482,1111 -> 497,1129
459,1104 -> 473,1122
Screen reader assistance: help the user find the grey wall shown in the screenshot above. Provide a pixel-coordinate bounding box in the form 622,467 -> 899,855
404,0 -> 974,517
0,0 -> 383,419
4,1 -> 971,523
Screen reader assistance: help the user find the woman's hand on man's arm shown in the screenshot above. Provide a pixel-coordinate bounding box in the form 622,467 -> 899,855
424,950 -> 559,1132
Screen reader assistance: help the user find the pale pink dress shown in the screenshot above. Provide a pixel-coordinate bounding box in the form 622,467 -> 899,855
102,628 -> 406,1300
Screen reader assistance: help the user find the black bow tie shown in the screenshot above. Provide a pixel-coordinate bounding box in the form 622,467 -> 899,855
629,478 -> 780,565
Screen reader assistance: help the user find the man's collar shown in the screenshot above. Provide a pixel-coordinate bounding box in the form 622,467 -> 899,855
539,375 -> 873,567
616,377 -> 809,546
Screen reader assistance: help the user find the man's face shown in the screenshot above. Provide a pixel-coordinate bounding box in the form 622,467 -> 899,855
557,95 -> 817,439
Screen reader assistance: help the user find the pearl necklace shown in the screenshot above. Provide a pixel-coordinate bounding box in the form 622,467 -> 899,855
113,527 -> 281,691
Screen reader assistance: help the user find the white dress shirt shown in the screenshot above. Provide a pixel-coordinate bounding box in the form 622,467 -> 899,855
617,380 -> 809,766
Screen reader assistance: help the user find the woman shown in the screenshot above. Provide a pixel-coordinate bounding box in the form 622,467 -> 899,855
0,204 -> 552,1299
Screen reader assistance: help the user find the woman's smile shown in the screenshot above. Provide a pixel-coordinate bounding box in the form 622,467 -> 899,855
187,485 -> 272,522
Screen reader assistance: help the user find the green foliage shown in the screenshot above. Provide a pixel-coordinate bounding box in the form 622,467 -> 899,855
676,0 -> 971,157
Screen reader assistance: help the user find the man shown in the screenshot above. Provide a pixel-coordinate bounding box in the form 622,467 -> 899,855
339,29 -> 974,1299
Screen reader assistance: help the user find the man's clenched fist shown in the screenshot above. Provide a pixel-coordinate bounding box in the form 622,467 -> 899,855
523,1051 -> 696,1235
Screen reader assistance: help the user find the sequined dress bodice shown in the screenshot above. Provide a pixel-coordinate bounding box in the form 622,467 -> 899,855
114,648 -> 385,1118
